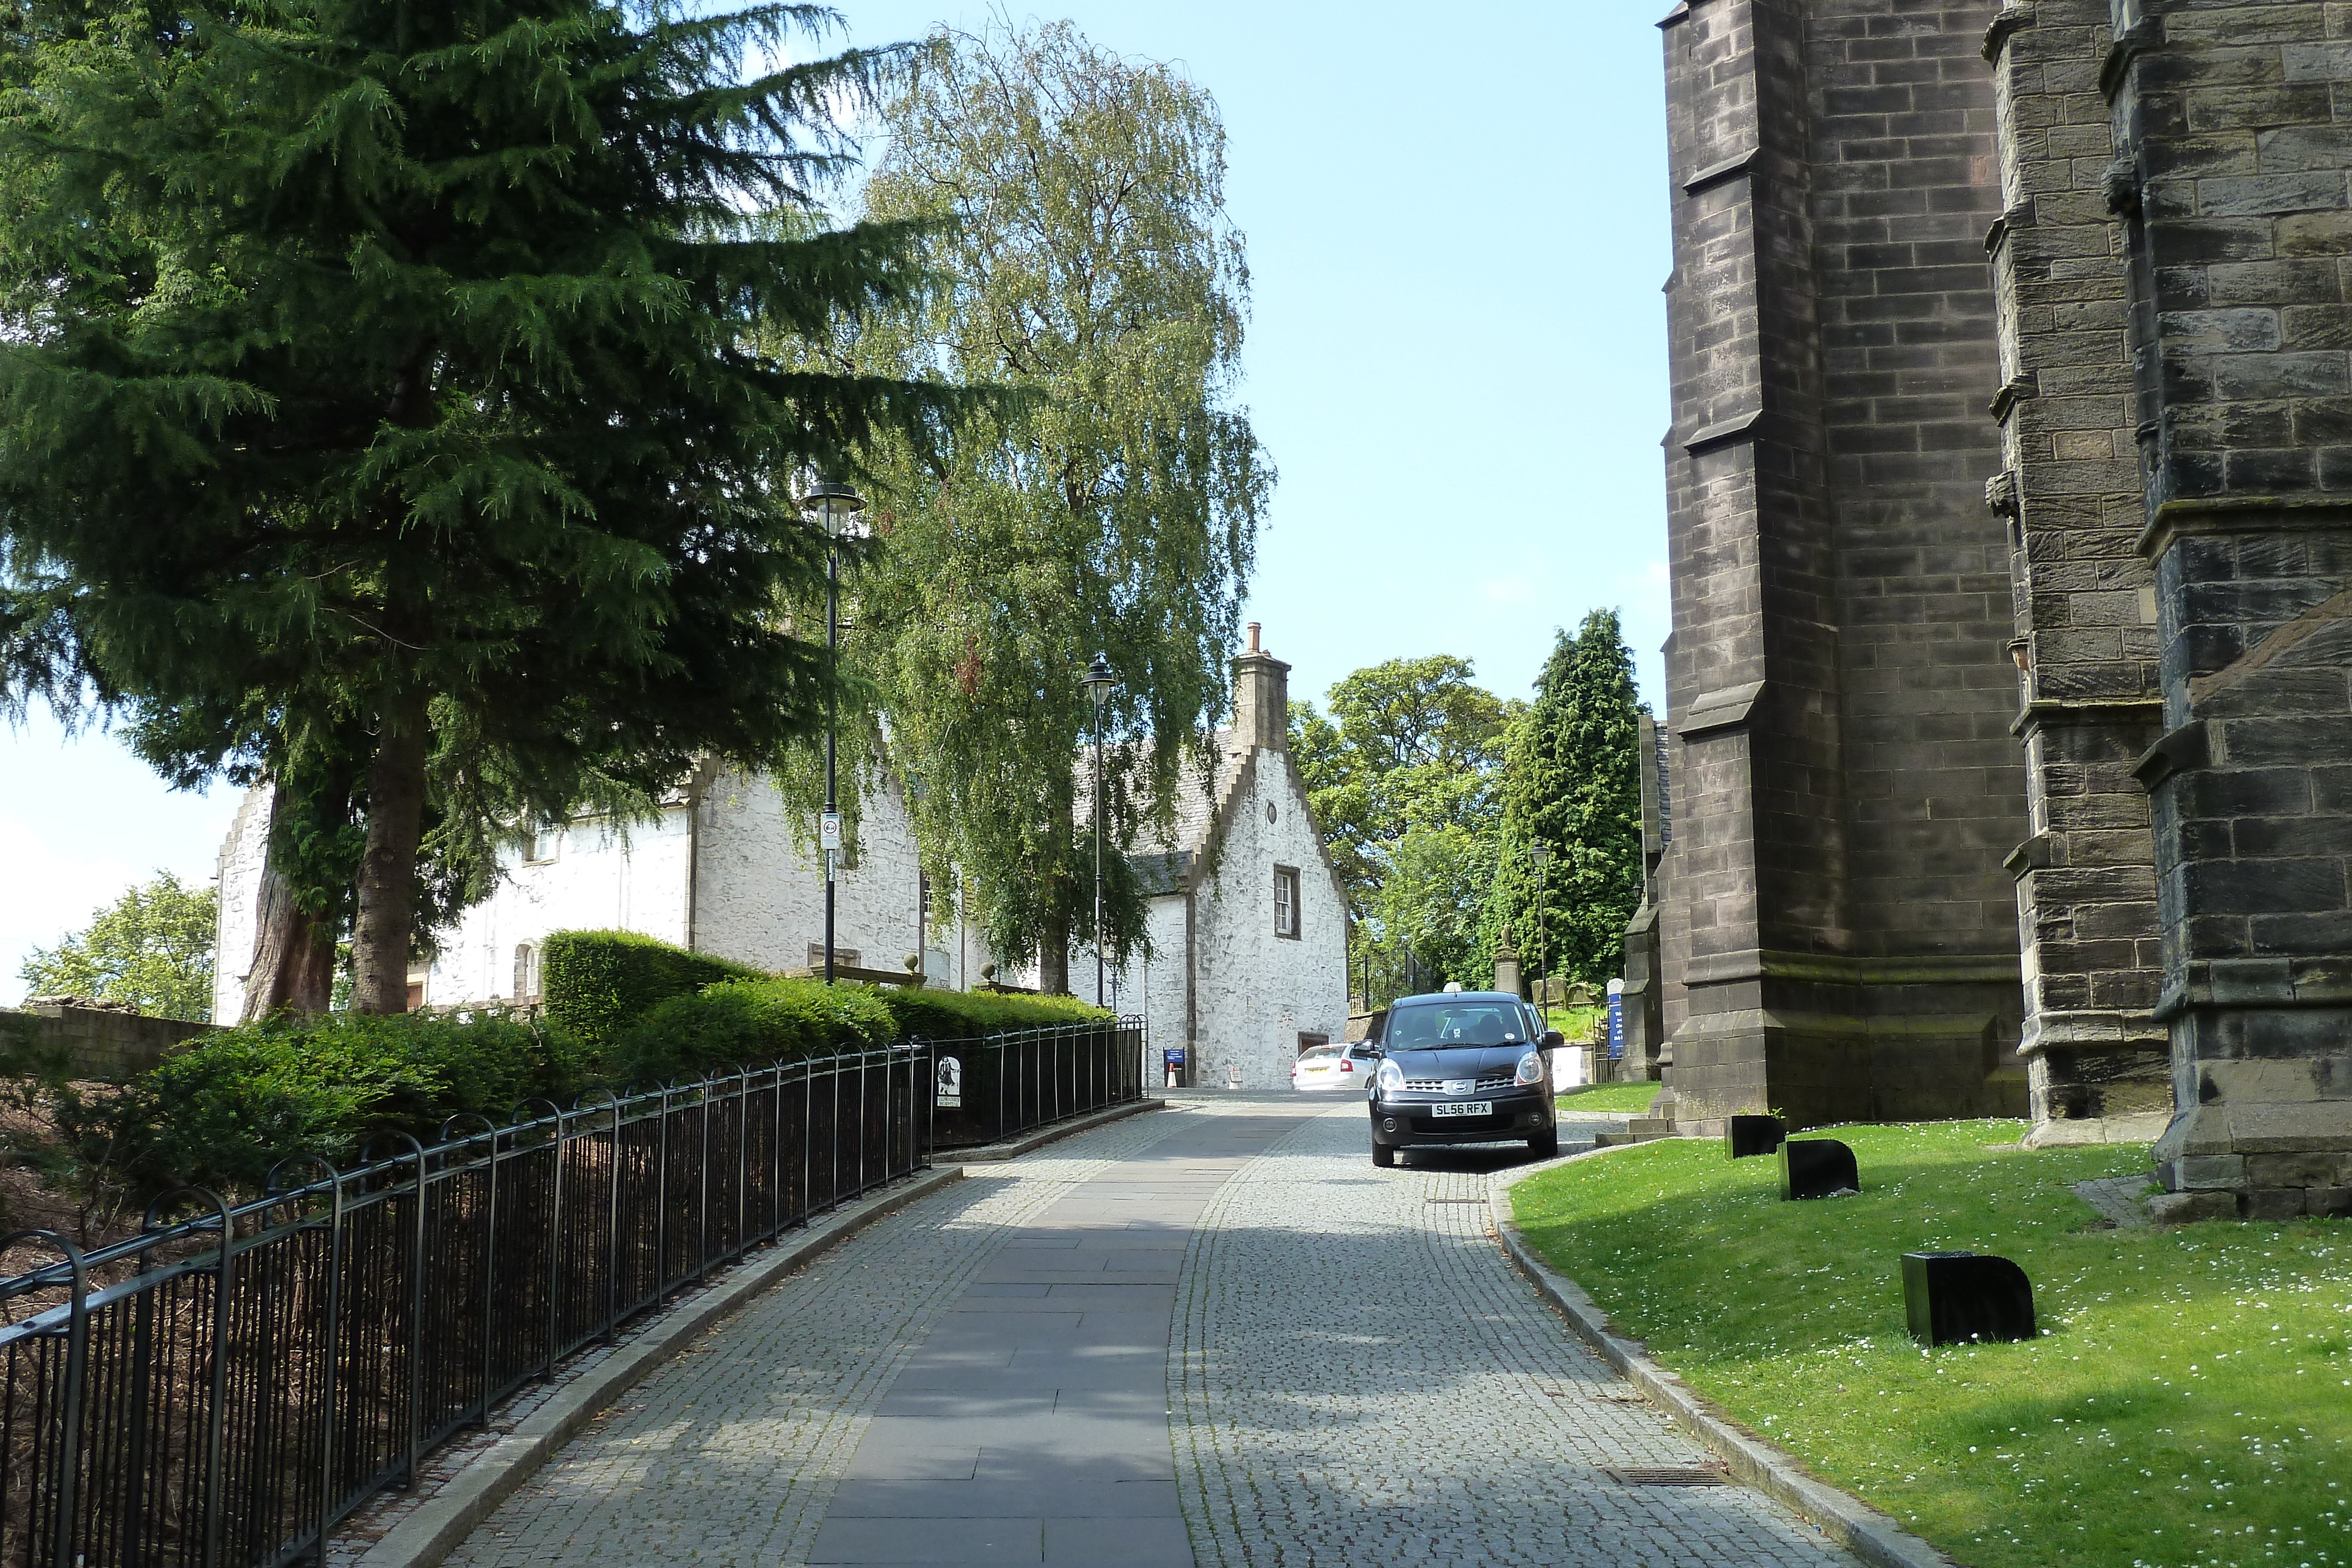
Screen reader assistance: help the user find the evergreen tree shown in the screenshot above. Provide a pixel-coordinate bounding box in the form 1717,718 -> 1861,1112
20,872 -> 218,1021
844,21 -> 1267,992
1481,609 -> 1646,989
0,0 -> 961,1008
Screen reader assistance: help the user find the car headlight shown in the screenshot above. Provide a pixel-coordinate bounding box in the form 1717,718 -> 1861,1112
1375,1058 -> 1404,1093
1515,1049 -> 1544,1086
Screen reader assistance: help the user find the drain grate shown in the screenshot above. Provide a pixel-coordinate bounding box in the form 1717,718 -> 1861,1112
1605,1465 -> 1729,1487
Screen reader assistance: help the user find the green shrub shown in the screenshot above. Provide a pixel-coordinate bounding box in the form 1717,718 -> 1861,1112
874,987 -> 1111,1041
108,1008 -> 557,1195
612,978 -> 898,1085
540,930 -> 765,1048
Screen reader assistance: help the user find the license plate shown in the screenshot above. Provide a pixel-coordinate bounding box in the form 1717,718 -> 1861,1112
1431,1101 -> 1492,1118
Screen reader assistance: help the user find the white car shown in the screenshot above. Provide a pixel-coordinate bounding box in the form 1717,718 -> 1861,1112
1292,1041 -> 1379,1092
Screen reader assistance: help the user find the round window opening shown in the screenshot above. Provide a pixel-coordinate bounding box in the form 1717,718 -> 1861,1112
1265,803 -> 1277,824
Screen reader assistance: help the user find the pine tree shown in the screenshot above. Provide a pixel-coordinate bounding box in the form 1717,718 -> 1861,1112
1482,609 -> 1646,989
0,0 -> 961,1007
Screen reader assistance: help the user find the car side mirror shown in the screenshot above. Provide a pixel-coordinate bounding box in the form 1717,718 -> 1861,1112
1541,1029 -> 1564,1049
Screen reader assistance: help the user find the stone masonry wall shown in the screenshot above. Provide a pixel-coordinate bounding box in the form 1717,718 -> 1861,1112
1186,747 -> 1349,1092
1,1005 -> 211,1081
2107,0 -> 2352,1220
1658,0 -> 2030,1131
1984,0 -> 2170,1144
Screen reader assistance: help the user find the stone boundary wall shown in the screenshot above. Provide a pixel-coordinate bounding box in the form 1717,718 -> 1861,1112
0,1005 -> 213,1081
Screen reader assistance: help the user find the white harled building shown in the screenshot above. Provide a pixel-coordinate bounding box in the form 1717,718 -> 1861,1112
212,630 -> 1348,1085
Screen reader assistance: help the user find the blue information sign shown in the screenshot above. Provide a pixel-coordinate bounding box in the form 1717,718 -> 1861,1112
1606,979 -> 1625,1061
1162,1047 -> 1187,1066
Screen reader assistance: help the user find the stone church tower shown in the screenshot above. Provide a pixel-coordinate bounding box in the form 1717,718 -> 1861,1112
1649,0 -> 2352,1221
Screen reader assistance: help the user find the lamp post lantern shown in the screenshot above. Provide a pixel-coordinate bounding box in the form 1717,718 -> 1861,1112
1081,652 -> 1121,1006
1531,844 -> 1554,1023
801,481 -> 867,985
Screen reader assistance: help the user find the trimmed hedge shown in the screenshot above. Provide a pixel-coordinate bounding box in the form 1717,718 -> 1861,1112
611,978 -> 897,1085
874,987 -> 1111,1041
41,932 -> 1118,1203
541,929 -> 764,1048
611,979 -> 1110,1087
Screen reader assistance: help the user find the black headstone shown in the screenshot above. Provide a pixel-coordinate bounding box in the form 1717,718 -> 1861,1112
1902,1252 -> 2037,1345
1779,1137 -> 1859,1200
1726,1115 -> 1785,1159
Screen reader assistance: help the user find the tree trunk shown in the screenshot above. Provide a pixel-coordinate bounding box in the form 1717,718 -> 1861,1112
351,693 -> 431,1014
1037,906 -> 1071,996
240,783 -> 341,1019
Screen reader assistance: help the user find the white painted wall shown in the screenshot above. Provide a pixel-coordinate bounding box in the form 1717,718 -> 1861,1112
423,807 -> 695,1006
1184,748 -> 1349,1090
693,767 -> 964,989
211,788 -> 273,1024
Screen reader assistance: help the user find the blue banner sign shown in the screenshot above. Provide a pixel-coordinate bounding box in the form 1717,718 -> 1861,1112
1606,979 -> 1625,1061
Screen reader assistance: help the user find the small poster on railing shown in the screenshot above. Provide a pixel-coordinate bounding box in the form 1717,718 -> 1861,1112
936,1055 -> 963,1107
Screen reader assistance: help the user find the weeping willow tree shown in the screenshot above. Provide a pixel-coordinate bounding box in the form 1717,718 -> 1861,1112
844,20 -> 1268,993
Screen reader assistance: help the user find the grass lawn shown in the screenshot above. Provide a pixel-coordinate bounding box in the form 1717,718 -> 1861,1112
1510,1122 -> 2352,1568
1554,1081 -> 1662,1115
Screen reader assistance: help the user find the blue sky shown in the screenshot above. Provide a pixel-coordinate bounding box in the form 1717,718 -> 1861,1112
0,1 -> 1672,1002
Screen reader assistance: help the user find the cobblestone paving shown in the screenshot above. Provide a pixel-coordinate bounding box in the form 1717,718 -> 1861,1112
439,1108 -> 1194,1568
1170,1105 -> 1855,1567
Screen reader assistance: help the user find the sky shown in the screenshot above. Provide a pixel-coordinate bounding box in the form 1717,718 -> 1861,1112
0,1 -> 1673,1004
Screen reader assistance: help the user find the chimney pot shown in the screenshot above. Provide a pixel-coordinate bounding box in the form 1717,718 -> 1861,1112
1247,621 -> 1261,654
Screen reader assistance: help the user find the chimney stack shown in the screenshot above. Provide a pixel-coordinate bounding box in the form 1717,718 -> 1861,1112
1232,624 -> 1290,753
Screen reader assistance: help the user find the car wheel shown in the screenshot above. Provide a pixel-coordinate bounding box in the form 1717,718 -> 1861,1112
1526,1132 -> 1559,1159
1371,1142 -> 1396,1168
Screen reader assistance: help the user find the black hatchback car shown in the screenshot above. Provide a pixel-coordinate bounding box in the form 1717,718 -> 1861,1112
1366,991 -> 1561,1167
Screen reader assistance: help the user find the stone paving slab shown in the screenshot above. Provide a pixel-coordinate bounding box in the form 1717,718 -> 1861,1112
1171,1102 -> 1857,1567
426,1092 -> 1859,1568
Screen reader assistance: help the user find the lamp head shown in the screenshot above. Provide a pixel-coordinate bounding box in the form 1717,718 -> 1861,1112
1531,845 -> 1553,869
1083,651 -> 1119,710
799,481 -> 867,536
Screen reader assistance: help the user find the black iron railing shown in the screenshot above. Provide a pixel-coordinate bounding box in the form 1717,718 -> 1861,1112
0,1018 -> 1141,1568
924,1018 -> 1144,1149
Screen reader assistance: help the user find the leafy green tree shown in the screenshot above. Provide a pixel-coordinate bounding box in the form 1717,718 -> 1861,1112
1481,609 -> 1646,988
844,20 -> 1267,992
20,872 -> 218,1021
1290,654 -> 1514,997
0,0 -> 959,1010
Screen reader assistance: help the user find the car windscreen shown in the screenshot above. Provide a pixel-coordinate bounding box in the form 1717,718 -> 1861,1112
1386,1005 -> 1523,1048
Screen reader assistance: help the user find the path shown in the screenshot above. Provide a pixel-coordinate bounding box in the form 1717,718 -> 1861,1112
440,1095 -> 1855,1567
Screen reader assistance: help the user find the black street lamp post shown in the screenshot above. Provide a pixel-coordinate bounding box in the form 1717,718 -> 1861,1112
1082,653 -> 1120,1007
802,482 -> 866,985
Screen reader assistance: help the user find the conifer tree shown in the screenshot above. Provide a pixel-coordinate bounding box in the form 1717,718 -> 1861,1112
1481,609 -> 1646,989
0,0 -> 960,1008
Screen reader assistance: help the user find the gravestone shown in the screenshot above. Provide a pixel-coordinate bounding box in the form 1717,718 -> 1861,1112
1725,1115 -> 1784,1159
1901,1252 -> 2036,1345
1779,1138 -> 1859,1201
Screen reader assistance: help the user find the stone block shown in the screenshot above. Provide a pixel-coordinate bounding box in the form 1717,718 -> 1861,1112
2245,1151 -> 2352,1188
2200,1058 -> 2326,1105
2174,1152 -> 2249,1189
2150,1189 -> 2239,1225
2306,1186 -> 2352,1218
2243,1187 -> 2310,1222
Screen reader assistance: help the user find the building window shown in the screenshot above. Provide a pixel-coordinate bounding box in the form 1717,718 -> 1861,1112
513,943 -> 540,1000
525,822 -> 560,864
1274,865 -> 1301,939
